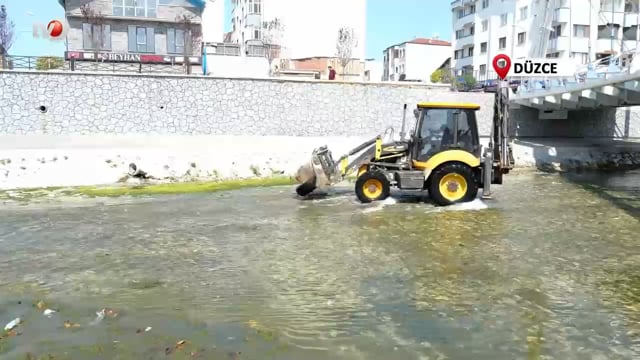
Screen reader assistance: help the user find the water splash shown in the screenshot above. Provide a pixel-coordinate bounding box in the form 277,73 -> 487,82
362,197 -> 398,213
438,198 -> 488,212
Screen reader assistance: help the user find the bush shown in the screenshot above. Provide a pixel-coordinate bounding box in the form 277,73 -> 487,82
35,57 -> 64,70
430,68 -> 452,84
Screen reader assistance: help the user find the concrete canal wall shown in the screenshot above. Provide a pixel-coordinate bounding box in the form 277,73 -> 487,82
1,71 -> 639,190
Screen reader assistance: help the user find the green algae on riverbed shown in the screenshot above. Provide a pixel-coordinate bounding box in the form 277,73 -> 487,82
0,176 -> 297,201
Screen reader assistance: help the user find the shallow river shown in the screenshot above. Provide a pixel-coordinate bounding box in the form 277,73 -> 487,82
0,171 -> 639,360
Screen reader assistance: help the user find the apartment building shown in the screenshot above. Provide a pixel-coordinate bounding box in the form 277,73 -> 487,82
382,38 -> 452,82
228,0 -> 366,61
62,0 -> 204,65
451,0 -> 640,82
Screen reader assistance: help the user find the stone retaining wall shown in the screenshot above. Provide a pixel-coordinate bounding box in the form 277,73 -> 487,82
0,71 -> 495,136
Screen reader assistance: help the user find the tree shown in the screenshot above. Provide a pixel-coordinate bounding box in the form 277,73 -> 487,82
335,27 -> 357,77
0,4 -> 16,56
262,18 -> 283,76
430,68 -> 452,84
36,56 -> 64,70
80,3 -> 106,51
176,14 -> 202,75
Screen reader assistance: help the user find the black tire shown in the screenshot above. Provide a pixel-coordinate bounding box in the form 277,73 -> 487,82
428,163 -> 478,206
355,171 -> 390,203
296,176 -> 317,196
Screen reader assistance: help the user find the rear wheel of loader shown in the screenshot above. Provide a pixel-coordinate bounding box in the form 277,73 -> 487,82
428,163 -> 478,206
355,171 -> 390,203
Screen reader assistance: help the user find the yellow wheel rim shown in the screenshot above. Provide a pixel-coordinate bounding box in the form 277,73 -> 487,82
438,173 -> 468,202
362,178 -> 383,199
357,165 -> 368,177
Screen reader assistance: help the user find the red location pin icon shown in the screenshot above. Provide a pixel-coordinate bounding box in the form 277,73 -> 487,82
492,54 -> 511,80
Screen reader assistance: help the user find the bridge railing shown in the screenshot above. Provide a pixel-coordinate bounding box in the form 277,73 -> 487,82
516,50 -> 639,95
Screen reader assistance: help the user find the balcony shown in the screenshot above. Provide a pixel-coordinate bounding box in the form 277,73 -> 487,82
625,13 -> 639,27
553,7 -> 570,23
451,0 -> 463,10
548,36 -> 570,51
454,55 -> 473,67
455,34 -> 475,47
598,11 -> 625,25
245,13 -> 261,28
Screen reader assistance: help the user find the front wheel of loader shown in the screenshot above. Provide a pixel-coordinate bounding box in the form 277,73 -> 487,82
355,171 -> 390,203
428,163 -> 478,206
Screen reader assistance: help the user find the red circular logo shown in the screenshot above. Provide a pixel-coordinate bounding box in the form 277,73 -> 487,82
47,20 -> 64,38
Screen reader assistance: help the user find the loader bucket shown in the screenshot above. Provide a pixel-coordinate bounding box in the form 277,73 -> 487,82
294,146 -> 338,196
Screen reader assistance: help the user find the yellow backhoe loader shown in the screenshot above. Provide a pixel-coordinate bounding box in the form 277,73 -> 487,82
294,86 -> 515,206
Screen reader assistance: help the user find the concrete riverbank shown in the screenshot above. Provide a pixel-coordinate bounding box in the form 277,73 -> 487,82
1,135 -> 640,191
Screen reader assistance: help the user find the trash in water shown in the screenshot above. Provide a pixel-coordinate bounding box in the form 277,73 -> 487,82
90,309 -> 106,325
35,300 -> 47,310
103,308 -> 119,318
4,317 -> 21,331
63,320 -> 81,328
176,339 -> 188,349
43,309 -> 56,317
136,326 -> 152,334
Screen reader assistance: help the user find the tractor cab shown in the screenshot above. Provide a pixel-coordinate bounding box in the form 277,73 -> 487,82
410,102 -> 481,164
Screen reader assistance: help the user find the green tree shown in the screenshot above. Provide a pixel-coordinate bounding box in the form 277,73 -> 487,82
430,68 -> 452,83
36,56 -> 64,70
462,73 -> 476,88
430,69 -> 443,83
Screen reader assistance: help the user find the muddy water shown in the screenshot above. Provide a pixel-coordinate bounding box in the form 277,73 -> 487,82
0,171 -> 639,359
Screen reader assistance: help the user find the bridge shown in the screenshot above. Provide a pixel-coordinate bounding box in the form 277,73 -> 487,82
510,53 -> 640,111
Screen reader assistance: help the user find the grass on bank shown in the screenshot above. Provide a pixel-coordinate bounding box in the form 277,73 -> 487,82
0,176 -> 298,201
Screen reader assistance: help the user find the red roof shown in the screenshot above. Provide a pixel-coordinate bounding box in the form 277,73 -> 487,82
407,38 -> 451,46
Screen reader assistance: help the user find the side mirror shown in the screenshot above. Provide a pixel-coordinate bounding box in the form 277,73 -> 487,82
413,109 -> 419,119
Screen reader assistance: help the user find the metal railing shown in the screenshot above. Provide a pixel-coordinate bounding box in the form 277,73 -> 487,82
516,50 -> 639,95
0,55 -> 198,75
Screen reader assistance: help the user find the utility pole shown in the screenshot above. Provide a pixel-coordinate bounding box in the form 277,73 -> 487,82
611,0 -> 615,54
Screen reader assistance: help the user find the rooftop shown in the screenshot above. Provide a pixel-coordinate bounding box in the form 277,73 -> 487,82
384,38 -> 452,51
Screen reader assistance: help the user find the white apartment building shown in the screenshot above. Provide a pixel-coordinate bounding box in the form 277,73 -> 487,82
382,38 -> 452,82
451,0 -> 640,82
202,0 -> 225,43
228,0 -> 366,61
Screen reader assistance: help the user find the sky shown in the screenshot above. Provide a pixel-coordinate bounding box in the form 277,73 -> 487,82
3,0 -> 452,59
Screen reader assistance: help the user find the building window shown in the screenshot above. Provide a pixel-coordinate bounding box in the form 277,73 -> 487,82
623,26 -> 638,40
167,28 -> 185,54
480,42 -> 487,53
517,32 -> 526,45
457,9 -> 464,18
467,46 -> 474,57
598,24 -> 619,39
572,52 -> 589,64
482,0 -> 489,9
573,24 -> 589,37
248,0 -> 261,13
114,0 -> 156,17
500,13 -> 508,26
456,29 -> 465,39
128,25 -> 155,53
482,20 -> 488,32
159,0 -> 193,6
454,49 -> 464,59
520,6 -> 528,20
82,23 -> 111,50
253,28 -> 261,40
499,37 -> 507,49
479,64 -> 486,75
600,0 -> 612,11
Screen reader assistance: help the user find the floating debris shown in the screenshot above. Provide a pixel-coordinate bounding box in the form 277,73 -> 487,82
43,309 -> 57,317
4,317 -> 21,331
63,320 -> 81,328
